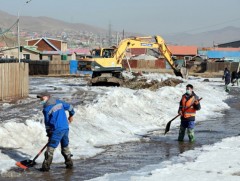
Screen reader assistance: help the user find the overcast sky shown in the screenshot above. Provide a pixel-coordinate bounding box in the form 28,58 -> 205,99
1,0 -> 240,35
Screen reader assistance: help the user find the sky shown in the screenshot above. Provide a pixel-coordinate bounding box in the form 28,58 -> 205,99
0,74 -> 230,173
1,0 -> 240,35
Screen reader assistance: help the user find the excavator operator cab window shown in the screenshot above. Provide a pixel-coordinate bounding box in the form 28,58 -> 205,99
102,49 -> 114,58
92,49 -> 101,57
103,51 -> 110,58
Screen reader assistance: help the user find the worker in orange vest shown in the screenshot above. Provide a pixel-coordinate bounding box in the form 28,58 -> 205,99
178,84 -> 201,142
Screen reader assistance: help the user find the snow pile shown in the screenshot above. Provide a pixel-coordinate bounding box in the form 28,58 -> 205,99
0,75 -> 229,173
90,136 -> 240,181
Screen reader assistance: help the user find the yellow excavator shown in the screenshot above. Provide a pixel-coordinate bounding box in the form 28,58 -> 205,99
79,36 -> 188,85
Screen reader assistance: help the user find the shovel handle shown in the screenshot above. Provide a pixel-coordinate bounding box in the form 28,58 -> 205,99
32,142 -> 48,162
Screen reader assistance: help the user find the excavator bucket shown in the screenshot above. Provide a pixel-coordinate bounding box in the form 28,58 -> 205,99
180,67 -> 188,79
174,67 -> 188,79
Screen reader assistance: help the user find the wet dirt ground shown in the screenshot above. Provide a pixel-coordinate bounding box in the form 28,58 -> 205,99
1,79 -> 240,181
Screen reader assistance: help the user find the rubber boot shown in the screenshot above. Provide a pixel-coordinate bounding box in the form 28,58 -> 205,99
178,125 -> 186,141
61,147 -> 73,169
187,128 -> 195,142
41,147 -> 55,172
225,85 -> 230,92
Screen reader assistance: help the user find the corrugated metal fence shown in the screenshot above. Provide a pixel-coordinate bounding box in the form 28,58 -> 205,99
123,59 -> 166,69
0,63 -> 29,101
207,62 -> 239,72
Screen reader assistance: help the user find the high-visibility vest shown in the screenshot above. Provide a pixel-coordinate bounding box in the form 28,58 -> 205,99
181,95 -> 196,118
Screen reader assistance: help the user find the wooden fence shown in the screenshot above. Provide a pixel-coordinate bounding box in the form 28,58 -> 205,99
0,63 -> 29,101
28,61 -> 69,75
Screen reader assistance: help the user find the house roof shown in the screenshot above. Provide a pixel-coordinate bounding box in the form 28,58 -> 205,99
68,48 -> 90,55
168,45 -> 198,55
26,37 -> 63,43
23,46 -> 40,54
203,47 -> 240,51
207,51 -> 240,58
26,37 -> 63,51
35,38 -> 60,51
41,51 -> 72,55
0,46 -> 40,54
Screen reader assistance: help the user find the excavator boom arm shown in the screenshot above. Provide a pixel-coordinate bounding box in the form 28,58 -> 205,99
113,36 -> 185,77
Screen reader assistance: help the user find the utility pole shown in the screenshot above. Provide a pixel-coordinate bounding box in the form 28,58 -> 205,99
116,32 -> 119,45
108,22 -> 112,47
17,0 -> 32,63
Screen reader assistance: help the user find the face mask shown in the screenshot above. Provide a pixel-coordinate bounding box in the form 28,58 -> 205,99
186,90 -> 192,95
40,100 -> 47,105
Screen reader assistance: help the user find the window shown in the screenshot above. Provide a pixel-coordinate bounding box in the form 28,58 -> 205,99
48,55 -> 52,61
23,54 -> 30,59
184,56 -> 192,61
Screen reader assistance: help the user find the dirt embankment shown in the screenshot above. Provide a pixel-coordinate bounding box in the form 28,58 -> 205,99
122,77 -> 183,91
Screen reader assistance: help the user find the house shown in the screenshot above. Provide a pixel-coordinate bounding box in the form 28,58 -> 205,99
68,48 -> 91,60
0,46 -> 40,60
168,45 -> 198,60
198,47 -> 240,62
26,37 -> 71,61
27,37 -> 67,52
127,45 -> 198,60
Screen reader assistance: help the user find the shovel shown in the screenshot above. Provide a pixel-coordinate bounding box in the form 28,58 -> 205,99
16,142 -> 48,170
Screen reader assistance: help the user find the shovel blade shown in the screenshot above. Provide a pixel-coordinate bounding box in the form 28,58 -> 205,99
164,121 -> 171,135
16,159 -> 35,170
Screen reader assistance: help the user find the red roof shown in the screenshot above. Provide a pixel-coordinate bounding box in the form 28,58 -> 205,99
68,48 -> 90,54
168,45 -> 198,55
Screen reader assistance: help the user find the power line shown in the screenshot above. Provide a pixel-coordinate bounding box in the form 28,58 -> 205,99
169,17 -> 240,35
0,19 -> 18,36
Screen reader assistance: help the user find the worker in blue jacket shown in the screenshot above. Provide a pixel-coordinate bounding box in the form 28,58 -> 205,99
37,92 -> 75,171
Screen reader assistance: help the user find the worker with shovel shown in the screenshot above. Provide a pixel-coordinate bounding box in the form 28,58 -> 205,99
37,92 -> 75,171
178,84 -> 201,142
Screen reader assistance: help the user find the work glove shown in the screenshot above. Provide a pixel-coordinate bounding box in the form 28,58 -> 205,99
178,111 -> 183,116
194,100 -> 199,105
68,116 -> 73,123
46,129 -> 52,137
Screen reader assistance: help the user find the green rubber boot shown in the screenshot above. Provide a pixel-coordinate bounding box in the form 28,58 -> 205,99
187,128 -> 195,142
225,85 -> 230,92
41,147 -> 55,172
61,147 -> 73,169
178,125 -> 186,141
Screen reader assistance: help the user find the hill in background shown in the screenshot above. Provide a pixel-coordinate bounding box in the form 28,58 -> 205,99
164,26 -> 240,47
0,10 -> 240,47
